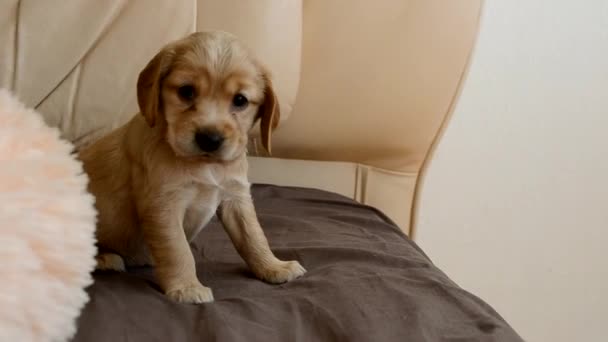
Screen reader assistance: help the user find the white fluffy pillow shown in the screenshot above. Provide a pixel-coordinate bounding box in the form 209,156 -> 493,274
0,89 -> 97,342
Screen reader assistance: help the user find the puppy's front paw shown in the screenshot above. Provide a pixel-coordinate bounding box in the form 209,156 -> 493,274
255,260 -> 307,284
166,283 -> 214,304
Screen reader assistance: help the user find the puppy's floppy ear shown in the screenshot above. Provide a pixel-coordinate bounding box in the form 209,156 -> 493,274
257,71 -> 281,154
137,48 -> 173,127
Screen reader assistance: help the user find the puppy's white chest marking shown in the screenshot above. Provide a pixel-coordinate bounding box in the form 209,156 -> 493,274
192,165 -> 223,187
182,165 -> 226,241
183,187 -> 220,241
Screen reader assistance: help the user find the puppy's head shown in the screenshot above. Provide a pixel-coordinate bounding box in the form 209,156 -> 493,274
137,31 -> 280,162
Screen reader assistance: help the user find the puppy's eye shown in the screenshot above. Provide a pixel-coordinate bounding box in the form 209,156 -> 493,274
232,93 -> 249,109
177,85 -> 195,101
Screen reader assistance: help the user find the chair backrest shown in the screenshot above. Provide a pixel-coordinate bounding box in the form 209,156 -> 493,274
0,0 -> 483,232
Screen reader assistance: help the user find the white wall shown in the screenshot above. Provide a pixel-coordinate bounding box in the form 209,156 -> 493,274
415,1 -> 608,341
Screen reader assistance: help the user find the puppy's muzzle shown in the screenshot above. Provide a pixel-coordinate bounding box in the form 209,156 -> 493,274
195,129 -> 224,153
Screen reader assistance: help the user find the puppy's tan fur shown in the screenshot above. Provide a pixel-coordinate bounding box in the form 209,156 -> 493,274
79,31 -> 305,304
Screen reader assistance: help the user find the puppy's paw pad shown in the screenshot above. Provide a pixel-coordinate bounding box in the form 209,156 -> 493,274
257,260 -> 306,284
166,284 -> 214,304
96,253 -> 126,272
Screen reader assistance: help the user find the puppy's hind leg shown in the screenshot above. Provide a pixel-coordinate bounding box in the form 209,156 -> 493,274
96,252 -> 126,272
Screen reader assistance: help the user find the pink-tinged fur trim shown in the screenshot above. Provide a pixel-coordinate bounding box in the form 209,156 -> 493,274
0,89 -> 97,342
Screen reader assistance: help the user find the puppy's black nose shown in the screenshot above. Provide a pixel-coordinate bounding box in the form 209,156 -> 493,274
195,130 -> 224,152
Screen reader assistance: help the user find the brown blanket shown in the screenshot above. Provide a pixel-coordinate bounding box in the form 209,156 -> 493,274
73,185 -> 522,342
